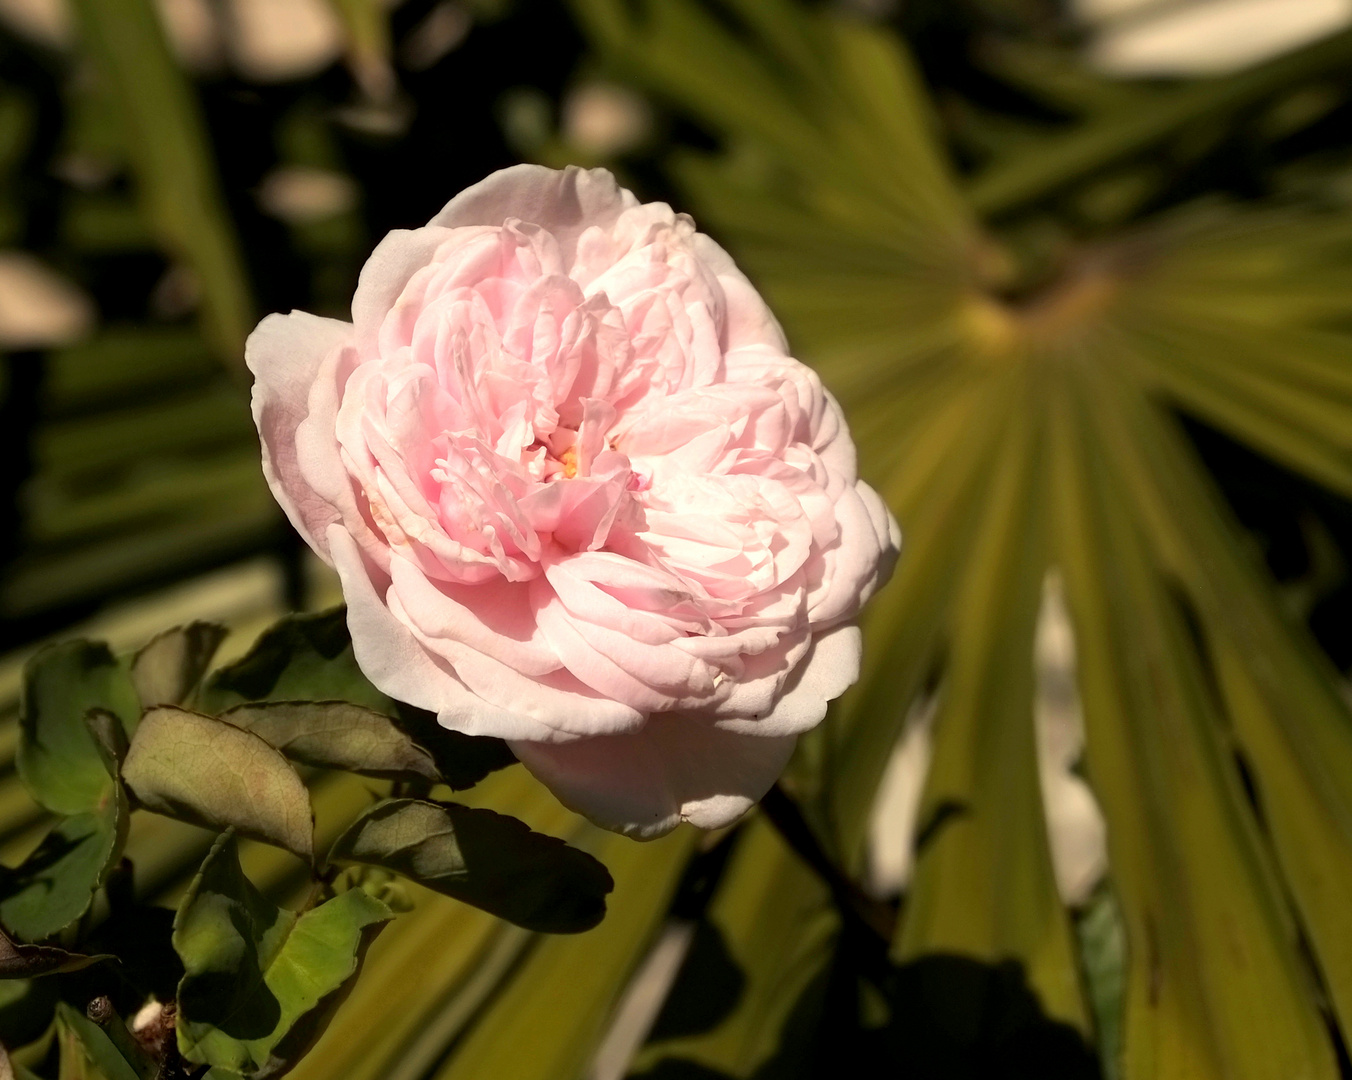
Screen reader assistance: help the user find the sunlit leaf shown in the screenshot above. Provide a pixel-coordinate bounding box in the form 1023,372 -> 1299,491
896,393 -> 1089,1033
221,702 -> 439,783
122,707 -> 313,861
630,817 -> 838,1077
1049,375 -> 1339,1079
130,622 -> 228,712
578,3 -> 1352,1074
174,833 -> 393,1076
432,826 -> 696,1080
198,609 -> 390,715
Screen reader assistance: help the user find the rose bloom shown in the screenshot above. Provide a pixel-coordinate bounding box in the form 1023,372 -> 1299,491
247,166 -> 898,837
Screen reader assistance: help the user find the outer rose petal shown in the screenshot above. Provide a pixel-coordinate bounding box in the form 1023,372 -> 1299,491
431,164 -> 638,268
247,311 -> 353,555
690,232 -> 790,353
349,226 -> 459,350
807,482 -> 895,628
856,481 -> 902,607
329,527 -> 565,742
510,717 -> 798,839
714,624 -> 862,737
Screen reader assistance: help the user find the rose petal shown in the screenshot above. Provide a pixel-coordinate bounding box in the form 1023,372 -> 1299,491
690,232 -> 789,353
511,715 -> 798,839
247,311 -> 354,557
856,480 -> 902,607
351,226 -> 458,352
806,482 -> 889,627
714,623 -> 861,737
328,526 -> 563,741
431,164 -> 638,271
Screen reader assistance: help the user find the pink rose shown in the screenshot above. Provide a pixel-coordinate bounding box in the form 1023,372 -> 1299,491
247,166 -> 899,838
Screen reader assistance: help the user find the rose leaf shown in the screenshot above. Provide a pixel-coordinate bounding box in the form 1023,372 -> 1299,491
219,701 -> 440,782
197,608 -> 391,715
85,708 -> 129,773
388,706 -> 518,791
0,977 -> 59,1050
174,833 -> 393,1077
199,611 -> 516,791
328,798 -> 614,933
0,767 -> 128,942
0,924 -> 112,978
18,641 -> 140,816
55,1002 -> 142,1080
122,706 -> 314,861
129,622 -> 229,712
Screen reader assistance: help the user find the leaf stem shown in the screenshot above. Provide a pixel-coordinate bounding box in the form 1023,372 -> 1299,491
759,784 -> 896,947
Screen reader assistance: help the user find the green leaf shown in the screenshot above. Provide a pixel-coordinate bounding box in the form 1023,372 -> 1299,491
1049,377 -> 1339,1079
0,926 -> 111,978
122,706 -> 314,861
630,816 -> 838,1078
0,798 -> 128,943
434,826 -> 697,1080
823,378 -> 1012,869
200,610 -> 516,790
55,1003 -> 142,1080
219,702 -> 440,782
130,622 -> 228,712
18,641 -> 139,815
328,798 -> 613,933
174,833 -> 393,1077
84,709 -> 128,774
198,609 -> 391,715
1075,365 -> 1352,1042
383,708 -> 517,791
895,394 -> 1089,1033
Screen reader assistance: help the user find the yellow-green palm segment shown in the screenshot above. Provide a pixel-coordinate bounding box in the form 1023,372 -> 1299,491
572,0 -> 1352,1075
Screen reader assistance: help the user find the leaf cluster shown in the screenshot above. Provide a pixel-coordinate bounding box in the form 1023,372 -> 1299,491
0,610 -> 611,1079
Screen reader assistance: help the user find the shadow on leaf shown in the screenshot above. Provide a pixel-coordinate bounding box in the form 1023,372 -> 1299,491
633,945 -> 1100,1080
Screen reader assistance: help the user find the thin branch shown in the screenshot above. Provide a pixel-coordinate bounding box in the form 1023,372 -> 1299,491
759,784 -> 897,947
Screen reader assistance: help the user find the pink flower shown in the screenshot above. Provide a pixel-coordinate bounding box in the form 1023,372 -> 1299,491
247,166 -> 899,838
